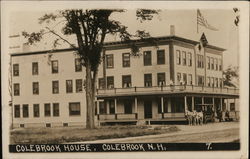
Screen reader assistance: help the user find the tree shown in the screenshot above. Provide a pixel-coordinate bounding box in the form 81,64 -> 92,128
22,9 -> 159,129
223,65 -> 239,88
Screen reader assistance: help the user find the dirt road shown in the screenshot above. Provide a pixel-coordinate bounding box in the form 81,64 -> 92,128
78,122 -> 239,143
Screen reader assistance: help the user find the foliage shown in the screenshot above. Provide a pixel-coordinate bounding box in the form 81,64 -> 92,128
223,65 -> 239,87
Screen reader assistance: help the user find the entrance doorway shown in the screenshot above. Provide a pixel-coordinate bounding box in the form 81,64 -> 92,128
144,100 -> 152,119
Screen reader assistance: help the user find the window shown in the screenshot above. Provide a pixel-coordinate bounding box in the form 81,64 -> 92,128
32,62 -> 38,75
176,50 -> 181,65
14,83 -> 20,96
219,78 -> 223,87
76,79 -> 83,92
207,77 -> 211,87
188,74 -> 192,85
207,56 -> 210,69
215,58 -> 218,70
44,103 -> 51,117
211,77 -> 214,87
23,104 -> 29,118
32,82 -> 39,95
13,64 -> 19,76
69,102 -> 81,115
157,73 -> 165,86
183,73 -> 187,84
211,58 -> 214,70
106,54 -> 114,68
75,58 -> 82,72
230,103 -> 235,111
14,105 -> 20,118
219,59 -> 222,71
144,74 -> 152,87
122,53 -> 130,67
51,60 -> 58,73
197,76 -> 204,86
122,75 -> 131,88
157,50 -> 165,64
99,101 -> 106,114
187,52 -> 192,66
66,80 -> 73,93
197,55 -> 204,68
182,51 -> 186,66
33,104 -> 39,117
52,81 -> 59,94
108,100 -> 115,114
177,73 -> 181,83
107,76 -> 114,89
124,100 -> 132,114
98,78 -> 105,89
53,103 -> 60,117
215,78 -> 218,87
143,51 -> 152,66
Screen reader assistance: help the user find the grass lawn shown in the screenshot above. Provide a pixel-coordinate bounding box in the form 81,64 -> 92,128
10,125 -> 179,144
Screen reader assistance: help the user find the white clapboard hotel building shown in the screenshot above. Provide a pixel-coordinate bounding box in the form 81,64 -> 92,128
10,28 -> 239,128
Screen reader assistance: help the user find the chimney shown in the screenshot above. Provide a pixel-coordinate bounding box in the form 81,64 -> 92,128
170,25 -> 175,36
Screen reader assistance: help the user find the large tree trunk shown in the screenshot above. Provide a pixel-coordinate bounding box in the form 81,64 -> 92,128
85,62 -> 95,129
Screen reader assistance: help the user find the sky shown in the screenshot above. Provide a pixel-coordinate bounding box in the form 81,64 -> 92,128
8,5 -> 239,69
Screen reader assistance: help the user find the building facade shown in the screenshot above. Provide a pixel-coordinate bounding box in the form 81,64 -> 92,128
10,34 -> 239,128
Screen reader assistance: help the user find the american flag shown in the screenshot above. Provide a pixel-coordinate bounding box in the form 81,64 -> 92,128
197,9 -> 218,32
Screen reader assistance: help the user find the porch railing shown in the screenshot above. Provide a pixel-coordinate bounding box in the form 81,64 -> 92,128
98,113 -> 138,121
97,85 -> 239,96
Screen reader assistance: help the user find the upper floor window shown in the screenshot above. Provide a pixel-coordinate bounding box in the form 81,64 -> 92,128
187,52 -> 192,66
14,83 -> 20,96
52,81 -> 59,94
23,104 -> 29,118
211,77 -> 214,87
157,73 -> 165,86
53,103 -> 60,117
177,73 -> 181,83
122,53 -> 130,67
207,77 -> 211,87
219,59 -> 222,71
66,80 -> 73,93
33,104 -> 40,117
207,56 -> 210,69
197,76 -> 204,86
13,64 -> 19,76
106,54 -> 114,68
75,58 -> 82,72
215,78 -> 218,87
197,55 -> 204,68
44,103 -> 51,117
219,78 -> 223,87
157,50 -> 165,65
107,76 -> 114,89
32,82 -> 39,95
14,105 -> 20,118
98,78 -> 105,89
211,57 -> 214,70
76,79 -> 83,92
176,50 -> 181,65
32,62 -> 38,75
188,74 -> 193,85
215,58 -> 218,70
69,102 -> 81,116
143,51 -> 152,66
122,75 -> 131,88
183,73 -> 187,84
51,60 -> 58,73
144,74 -> 152,87
182,51 -> 186,66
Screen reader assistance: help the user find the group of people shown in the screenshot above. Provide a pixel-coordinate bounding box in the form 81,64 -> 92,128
185,110 -> 204,126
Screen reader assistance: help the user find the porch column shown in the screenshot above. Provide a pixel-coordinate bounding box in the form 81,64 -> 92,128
97,100 -> 100,115
161,97 -> 164,119
234,98 -> 236,111
114,98 -> 117,113
135,97 -> 138,119
201,96 -> 204,105
184,96 -> 187,111
227,98 -> 229,111
212,97 -> 215,111
106,101 -> 109,114
192,96 -> 194,111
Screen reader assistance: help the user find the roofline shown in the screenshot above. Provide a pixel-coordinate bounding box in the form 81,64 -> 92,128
10,35 -> 225,56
